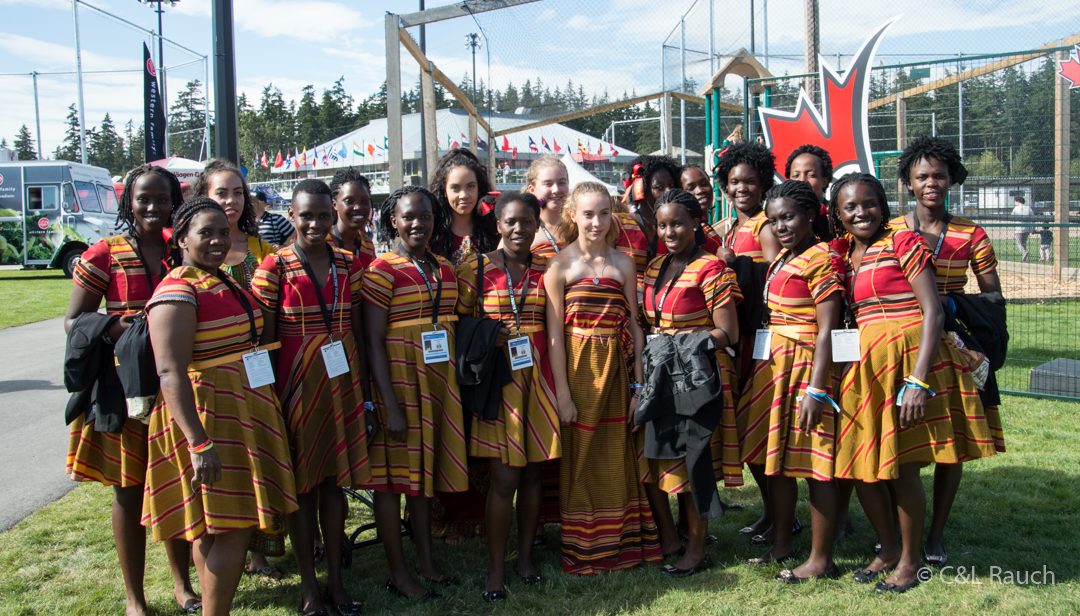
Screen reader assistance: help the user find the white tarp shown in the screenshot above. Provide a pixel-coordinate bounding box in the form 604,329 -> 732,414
559,152 -> 619,195
147,156 -> 204,182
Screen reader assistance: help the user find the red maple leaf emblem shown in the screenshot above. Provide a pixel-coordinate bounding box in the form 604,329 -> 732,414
759,18 -> 899,180
1058,45 -> 1080,89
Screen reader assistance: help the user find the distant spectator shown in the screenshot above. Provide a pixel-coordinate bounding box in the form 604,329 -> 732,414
252,190 -> 295,247
1011,196 -> 1035,261
1039,226 -> 1053,262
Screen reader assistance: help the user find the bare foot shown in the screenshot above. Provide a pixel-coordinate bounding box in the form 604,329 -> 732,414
125,599 -> 151,616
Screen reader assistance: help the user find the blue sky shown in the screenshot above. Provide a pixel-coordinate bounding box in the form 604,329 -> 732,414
1,0 -> 1077,158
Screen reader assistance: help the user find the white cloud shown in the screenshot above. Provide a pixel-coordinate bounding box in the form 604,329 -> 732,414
566,15 -> 592,31
536,8 -> 556,22
169,0 -> 372,42
0,32 -> 135,72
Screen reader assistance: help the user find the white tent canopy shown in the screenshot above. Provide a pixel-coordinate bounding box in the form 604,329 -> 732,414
559,152 -> 619,195
147,156 -> 204,182
271,108 -> 639,174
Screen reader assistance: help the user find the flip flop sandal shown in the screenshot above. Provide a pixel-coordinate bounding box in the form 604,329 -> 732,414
176,598 -> 202,614
244,565 -> 282,581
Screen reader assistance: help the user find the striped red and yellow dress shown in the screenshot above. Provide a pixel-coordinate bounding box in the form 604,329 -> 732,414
531,223 -> 563,261
359,253 -> 468,497
736,243 -> 843,481
67,235 -> 166,487
615,211 -> 725,278
455,253 -> 561,466
141,266 -> 298,541
834,231 -> 997,482
891,214 -> 1005,452
329,231 -> 377,270
723,210 -> 769,262
642,253 -> 745,490
559,277 -> 661,574
251,246 -> 371,494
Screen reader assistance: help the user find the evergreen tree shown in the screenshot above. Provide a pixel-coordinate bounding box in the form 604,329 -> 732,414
295,85 -> 320,147
168,80 -> 208,160
57,104 -> 82,161
88,114 -> 124,174
13,125 -> 36,160
0,138 -> 7,149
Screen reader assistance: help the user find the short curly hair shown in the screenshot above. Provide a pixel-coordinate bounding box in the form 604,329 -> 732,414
898,136 -> 967,187
623,155 -> 682,206
715,142 -> 777,195
329,167 -> 371,198
377,184 -> 442,242
784,144 -> 834,184
828,173 -> 891,239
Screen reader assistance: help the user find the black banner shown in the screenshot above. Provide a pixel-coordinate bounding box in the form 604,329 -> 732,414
143,43 -> 166,162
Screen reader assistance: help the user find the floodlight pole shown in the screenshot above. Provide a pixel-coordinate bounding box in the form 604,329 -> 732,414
71,0 -> 88,163
466,33 -> 481,106
749,0 -> 754,55
156,1 -> 168,156
212,0 -> 240,164
680,18 -> 686,165
419,0 -> 428,185
958,52 -> 964,213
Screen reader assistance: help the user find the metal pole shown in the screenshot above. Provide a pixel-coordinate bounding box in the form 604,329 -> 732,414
158,2 -> 168,156
212,0 -> 239,164
680,18 -> 687,165
419,0 -> 427,185
203,57 -> 210,159
660,43 -> 666,153
750,0 -> 755,55
958,52 -> 963,213
932,111 -> 936,138
71,0 -> 88,163
708,0 -> 714,74
32,71 -> 43,159
763,0 -> 768,67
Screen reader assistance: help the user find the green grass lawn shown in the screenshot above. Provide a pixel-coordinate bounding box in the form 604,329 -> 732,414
999,300 -> 1080,394
1,396 -> 1077,615
0,268 -> 71,330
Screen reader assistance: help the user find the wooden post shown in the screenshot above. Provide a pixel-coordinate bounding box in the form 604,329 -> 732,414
469,113 -> 478,157
1054,48 -> 1072,279
896,92 -> 907,212
385,14 -> 404,191
803,0 -> 820,103
663,92 -> 674,157
420,60 -> 438,181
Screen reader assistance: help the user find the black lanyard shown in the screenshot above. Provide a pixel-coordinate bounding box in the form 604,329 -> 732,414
215,271 -> 260,348
499,249 -> 533,333
912,212 -> 952,258
404,251 -> 442,326
651,250 -> 699,329
539,223 -> 559,253
330,227 -> 361,258
762,251 -> 790,327
126,234 -> 162,292
293,243 -> 339,335
635,211 -> 659,262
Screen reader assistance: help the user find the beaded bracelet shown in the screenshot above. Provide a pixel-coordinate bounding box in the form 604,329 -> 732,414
187,438 -> 214,455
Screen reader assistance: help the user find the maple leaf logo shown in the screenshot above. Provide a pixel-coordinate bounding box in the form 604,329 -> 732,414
1058,45 -> 1080,89
759,17 -> 900,181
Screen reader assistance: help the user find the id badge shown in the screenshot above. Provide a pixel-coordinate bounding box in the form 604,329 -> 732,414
320,340 -> 350,378
421,329 -> 450,364
242,349 -> 275,390
508,336 -> 534,370
752,329 -> 772,360
646,334 -> 659,344
831,329 -> 861,363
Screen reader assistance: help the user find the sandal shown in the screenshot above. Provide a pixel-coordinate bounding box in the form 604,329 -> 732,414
853,564 -> 896,584
313,544 -> 325,565
516,569 -> 543,585
482,589 -> 508,603
776,564 -> 840,584
244,565 -> 283,581
924,547 -> 948,567
386,580 -> 441,600
661,554 -> 713,577
176,598 -> 202,614
747,548 -> 797,567
324,587 -> 362,616
415,567 -> 461,586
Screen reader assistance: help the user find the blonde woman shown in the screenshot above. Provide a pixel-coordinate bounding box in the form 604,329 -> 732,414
525,155 -> 570,259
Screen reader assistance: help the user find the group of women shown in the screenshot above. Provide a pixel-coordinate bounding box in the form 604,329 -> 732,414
64,135 -> 1002,615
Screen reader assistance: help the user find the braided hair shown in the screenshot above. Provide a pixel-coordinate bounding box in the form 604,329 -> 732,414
191,158 -> 259,237
116,164 -> 182,234
377,185 -> 443,243
828,173 -> 890,239
764,180 -> 833,242
898,136 -> 968,190
715,142 -> 777,197
655,188 -> 708,247
329,167 -> 371,197
428,148 -> 497,259
623,154 -> 681,208
169,197 -> 227,264
784,144 -> 833,186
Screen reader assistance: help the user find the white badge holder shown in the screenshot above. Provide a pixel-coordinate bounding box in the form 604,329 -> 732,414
242,349 -> 276,390
508,336 -> 534,370
831,329 -> 861,363
422,329 -> 450,364
646,334 -> 659,344
320,340 -> 350,378
752,329 -> 772,360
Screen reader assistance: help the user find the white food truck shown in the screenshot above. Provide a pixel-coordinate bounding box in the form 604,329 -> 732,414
0,160 -> 120,276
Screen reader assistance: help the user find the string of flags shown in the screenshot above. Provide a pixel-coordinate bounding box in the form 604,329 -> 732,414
258,133 -> 620,171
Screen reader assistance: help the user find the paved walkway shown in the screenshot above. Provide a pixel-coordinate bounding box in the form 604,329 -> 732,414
0,317 -> 79,531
